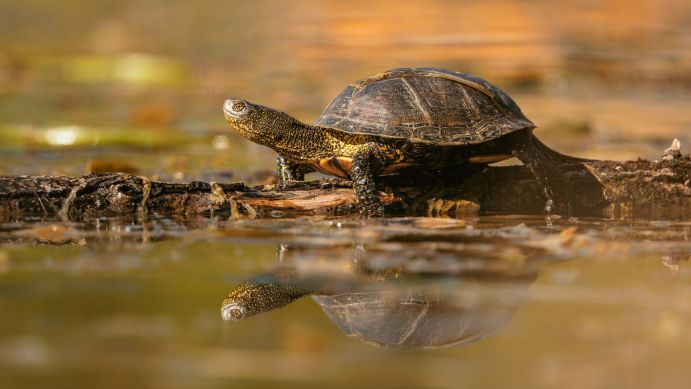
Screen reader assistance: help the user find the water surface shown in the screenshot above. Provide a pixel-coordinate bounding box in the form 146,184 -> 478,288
1,1 -> 690,388
1,216 -> 690,388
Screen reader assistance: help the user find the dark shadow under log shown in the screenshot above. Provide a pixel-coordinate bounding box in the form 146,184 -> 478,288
1,154 -> 689,221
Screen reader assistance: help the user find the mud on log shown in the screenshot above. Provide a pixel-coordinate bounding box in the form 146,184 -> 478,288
1,153 -> 689,220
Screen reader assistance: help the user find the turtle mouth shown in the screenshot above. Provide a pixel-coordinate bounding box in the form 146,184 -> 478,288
221,302 -> 247,321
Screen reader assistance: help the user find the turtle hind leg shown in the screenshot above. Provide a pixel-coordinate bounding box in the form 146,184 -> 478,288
277,156 -> 306,182
512,135 -> 574,215
351,144 -> 385,217
531,137 -> 595,164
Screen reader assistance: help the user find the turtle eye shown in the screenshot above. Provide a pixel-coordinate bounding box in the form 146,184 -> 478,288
221,303 -> 247,321
223,100 -> 250,118
232,101 -> 246,113
229,307 -> 245,319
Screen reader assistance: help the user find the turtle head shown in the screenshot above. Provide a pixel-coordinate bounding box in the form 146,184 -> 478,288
223,99 -> 299,147
221,273 -> 313,321
221,281 -> 265,321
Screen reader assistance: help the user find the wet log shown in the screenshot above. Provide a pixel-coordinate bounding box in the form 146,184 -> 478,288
0,152 -> 689,220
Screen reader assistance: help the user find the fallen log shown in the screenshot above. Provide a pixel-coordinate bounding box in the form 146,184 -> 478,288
1,149 -> 689,221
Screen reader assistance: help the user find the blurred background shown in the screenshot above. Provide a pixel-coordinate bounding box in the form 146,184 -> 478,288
2,2 -> 691,389
1,0 -> 689,178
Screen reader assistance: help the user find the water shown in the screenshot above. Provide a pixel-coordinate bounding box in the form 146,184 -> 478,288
1,216 -> 690,388
1,1 -> 691,388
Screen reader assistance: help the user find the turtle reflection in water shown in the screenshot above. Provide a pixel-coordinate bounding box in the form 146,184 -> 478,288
222,264 -> 536,349
223,67 -> 588,216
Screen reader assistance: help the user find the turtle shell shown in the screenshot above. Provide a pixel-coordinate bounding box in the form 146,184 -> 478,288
311,286 -> 524,349
315,67 -> 535,145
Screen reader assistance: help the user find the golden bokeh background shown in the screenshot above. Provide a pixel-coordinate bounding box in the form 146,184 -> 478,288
1,0 -> 689,164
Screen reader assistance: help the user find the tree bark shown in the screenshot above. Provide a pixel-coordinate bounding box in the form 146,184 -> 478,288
1,154 -> 689,221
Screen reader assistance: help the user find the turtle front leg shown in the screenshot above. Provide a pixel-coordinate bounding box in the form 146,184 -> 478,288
351,144 -> 385,217
511,135 -> 573,215
277,155 -> 305,182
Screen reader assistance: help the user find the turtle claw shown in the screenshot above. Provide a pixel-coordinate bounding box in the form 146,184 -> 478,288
358,203 -> 385,218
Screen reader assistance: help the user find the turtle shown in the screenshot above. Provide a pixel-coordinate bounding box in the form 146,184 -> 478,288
223,67 -> 583,216
220,266 -> 534,349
